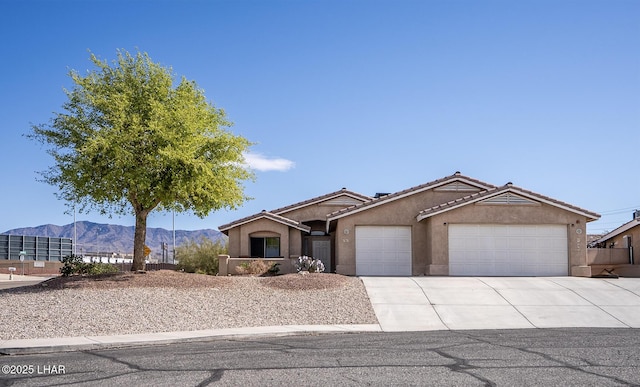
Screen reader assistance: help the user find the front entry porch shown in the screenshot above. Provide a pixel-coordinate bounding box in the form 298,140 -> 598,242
303,236 -> 332,273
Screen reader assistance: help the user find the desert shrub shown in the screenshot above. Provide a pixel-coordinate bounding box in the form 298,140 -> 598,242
235,262 -> 251,275
295,256 -> 325,273
235,260 -> 272,275
176,237 -> 226,275
60,255 -> 119,276
60,255 -> 87,277
268,262 -> 280,275
86,262 -> 119,275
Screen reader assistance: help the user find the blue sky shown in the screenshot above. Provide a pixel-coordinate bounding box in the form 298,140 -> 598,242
0,0 -> 638,236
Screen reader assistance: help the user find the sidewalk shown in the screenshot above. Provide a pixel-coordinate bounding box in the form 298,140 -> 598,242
0,274 -> 53,290
0,273 -> 51,281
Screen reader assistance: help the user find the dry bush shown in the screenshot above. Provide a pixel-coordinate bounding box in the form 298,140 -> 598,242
261,273 -> 348,290
235,260 -> 274,275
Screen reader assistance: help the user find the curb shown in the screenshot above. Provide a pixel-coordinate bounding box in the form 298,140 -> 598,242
0,324 -> 382,355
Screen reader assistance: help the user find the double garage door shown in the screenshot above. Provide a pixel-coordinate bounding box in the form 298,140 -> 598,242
355,224 -> 568,276
449,224 -> 568,276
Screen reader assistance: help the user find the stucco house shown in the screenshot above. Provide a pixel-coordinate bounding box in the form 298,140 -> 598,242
219,172 -> 601,277
593,212 -> 640,252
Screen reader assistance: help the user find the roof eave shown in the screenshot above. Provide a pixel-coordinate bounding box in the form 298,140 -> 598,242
328,175 -> 494,222
271,190 -> 371,215
594,219 -> 640,244
416,187 -> 601,222
219,213 -> 311,233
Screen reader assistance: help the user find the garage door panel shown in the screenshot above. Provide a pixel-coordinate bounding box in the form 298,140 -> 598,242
522,239 -> 539,249
356,226 -> 412,276
538,226 -> 559,236
507,238 -> 525,249
548,238 -> 567,250
494,250 -> 511,265
482,236 -> 496,248
384,239 -> 401,250
449,224 -> 568,276
494,263 -> 517,276
368,239 -> 384,250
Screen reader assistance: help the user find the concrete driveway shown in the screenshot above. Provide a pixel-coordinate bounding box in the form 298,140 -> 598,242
361,277 -> 640,331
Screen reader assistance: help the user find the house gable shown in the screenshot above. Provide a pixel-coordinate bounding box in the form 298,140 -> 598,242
321,196 -> 365,207
272,189 -> 370,218
327,172 -> 494,222
478,192 -> 538,205
434,181 -> 483,193
274,189 -> 371,224
416,184 -> 600,222
219,211 -> 311,233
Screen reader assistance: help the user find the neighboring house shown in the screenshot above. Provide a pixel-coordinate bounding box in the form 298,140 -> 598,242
219,172 -> 601,277
588,212 -> 640,276
592,211 -> 640,252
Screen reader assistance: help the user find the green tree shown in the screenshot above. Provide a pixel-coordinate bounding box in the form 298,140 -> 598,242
29,50 -> 253,271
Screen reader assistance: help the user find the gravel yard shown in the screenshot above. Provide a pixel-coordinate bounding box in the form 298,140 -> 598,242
0,271 -> 378,340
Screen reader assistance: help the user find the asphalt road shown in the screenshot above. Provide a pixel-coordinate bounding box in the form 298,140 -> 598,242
1,329 -> 639,386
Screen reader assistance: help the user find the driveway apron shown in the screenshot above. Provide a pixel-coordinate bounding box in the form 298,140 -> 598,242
361,277 -> 640,331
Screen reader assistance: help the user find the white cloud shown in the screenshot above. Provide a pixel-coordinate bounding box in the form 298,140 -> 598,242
243,152 -> 295,172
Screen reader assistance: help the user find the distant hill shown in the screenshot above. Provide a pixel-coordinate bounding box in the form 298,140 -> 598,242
2,221 -> 226,257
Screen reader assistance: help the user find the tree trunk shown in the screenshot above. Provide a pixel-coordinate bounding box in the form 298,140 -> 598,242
131,210 -> 149,271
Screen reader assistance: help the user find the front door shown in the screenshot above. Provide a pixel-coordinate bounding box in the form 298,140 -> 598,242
312,239 -> 331,273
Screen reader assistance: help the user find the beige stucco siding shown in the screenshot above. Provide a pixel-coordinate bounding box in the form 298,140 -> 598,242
334,197 -> 590,276
334,190 -> 474,275
227,219 -> 291,258
226,227 -> 242,258
428,202 -> 589,275
280,198 -> 366,224
280,205 -> 330,222
288,228 -> 303,258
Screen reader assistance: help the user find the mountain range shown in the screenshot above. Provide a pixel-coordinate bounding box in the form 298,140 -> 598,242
2,221 -> 226,257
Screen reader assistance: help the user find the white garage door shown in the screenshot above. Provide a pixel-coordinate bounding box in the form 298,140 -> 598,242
356,226 -> 412,276
449,224 -> 568,276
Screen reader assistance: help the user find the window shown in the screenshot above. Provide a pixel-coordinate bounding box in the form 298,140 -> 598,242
250,237 -> 280,258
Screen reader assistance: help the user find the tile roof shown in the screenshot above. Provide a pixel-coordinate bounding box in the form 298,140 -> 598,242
416,183 -> 601,222
594,218 -> 640,244
218,211 -> 312,233
326,172 -> 496,221
270,188 -> 371,215
219,188 -> 370,232
220,172 -> 601,233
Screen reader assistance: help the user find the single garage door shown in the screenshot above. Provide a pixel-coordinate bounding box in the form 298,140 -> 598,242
449,224 -> 568,276
356,226 -> 412,276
